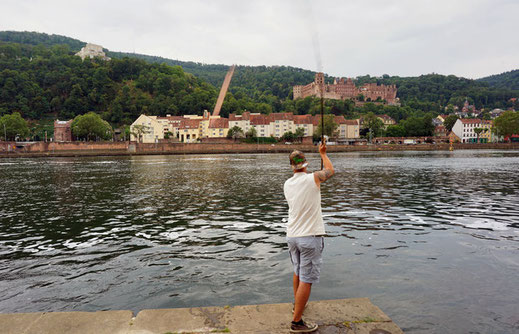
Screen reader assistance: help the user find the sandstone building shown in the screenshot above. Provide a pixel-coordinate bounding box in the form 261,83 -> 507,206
54,120 -> 73,142
293,73 -> 398,105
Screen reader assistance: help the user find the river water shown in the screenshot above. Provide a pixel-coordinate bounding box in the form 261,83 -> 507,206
0,150 -> 518,333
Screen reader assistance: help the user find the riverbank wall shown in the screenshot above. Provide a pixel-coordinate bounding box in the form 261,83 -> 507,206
0,298 -> 403,334
1,141 -> 519,158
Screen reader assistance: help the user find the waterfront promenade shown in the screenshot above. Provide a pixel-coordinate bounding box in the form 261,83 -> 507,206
1,141 -> 518,158
0,298 -> 403,334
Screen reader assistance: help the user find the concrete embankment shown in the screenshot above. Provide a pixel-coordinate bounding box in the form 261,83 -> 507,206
1,141 -> 518,158
0,298 -> 403,334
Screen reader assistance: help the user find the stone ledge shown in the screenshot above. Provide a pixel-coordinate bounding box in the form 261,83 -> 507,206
0,298 -> 403,334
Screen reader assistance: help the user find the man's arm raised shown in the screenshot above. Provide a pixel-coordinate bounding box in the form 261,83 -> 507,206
314,142 -> 334,186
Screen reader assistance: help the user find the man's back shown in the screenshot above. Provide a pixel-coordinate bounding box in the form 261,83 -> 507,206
284,172 -> 325,237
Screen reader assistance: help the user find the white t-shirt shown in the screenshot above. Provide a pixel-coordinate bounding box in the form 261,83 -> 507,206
284,172 -> 325,237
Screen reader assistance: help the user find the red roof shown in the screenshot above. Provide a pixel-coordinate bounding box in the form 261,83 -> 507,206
229,111 -> 251,121
250,114 -> 269,125
208,118 -> 229,129
178,119 -> 201,129
460,118 -> 482,124
293,115 -> 313,125
157,116 -> 184,121
334,116 -> 347,124
268,113 -> 294,121
345,119 -> 359,126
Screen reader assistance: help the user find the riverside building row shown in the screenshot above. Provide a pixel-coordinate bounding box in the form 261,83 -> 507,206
130,111 -> 361,143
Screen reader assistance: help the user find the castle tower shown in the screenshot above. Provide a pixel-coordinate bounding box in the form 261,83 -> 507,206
315,72 -> 325,86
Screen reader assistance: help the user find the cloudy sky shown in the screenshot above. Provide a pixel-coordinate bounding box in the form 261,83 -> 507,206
1,0 -> 518,79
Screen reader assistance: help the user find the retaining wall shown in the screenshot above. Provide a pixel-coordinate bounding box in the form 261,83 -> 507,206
1,141 -> 519,158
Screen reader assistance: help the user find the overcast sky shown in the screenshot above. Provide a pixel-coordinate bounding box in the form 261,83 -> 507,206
1,0 -> 518,79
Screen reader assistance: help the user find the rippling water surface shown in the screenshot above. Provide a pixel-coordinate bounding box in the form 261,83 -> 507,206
1,150 -> 519,333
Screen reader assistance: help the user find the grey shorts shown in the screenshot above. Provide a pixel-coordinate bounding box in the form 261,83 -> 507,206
287,236 -> 324,284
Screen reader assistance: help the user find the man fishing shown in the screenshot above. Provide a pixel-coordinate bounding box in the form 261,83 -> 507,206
284,142 -> 334,333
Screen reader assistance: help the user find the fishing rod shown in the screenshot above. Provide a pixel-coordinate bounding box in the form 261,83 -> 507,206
320,79 -> 324,170
304,0 -> 325,169
307,1 -> 324,169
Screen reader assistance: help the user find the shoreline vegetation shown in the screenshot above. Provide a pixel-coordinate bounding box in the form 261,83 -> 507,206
1,142 -> 518,158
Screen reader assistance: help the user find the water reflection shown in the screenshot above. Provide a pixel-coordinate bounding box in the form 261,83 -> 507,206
0,150 -> 518,333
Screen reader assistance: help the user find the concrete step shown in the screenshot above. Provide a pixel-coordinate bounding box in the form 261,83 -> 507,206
0,298 -> 403,334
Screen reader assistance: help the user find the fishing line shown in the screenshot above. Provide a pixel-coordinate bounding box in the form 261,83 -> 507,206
303,0 -> 325,169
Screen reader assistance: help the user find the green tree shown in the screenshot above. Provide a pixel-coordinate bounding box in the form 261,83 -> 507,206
316,114 -> 339,138
385,124 -> 406,137
71,112 -> 113,141
481,111 -> 491,120
227,126 -> 244,140
130,124 -> 149,143
281,131 -> 295,142
294,127 -> 306,142
473,127 -> 484,143
63,84 -> 87,118
362,112 -> 384,139
443,115 -> 459,132
122,125 -> 131,141
0,112 -> 29,140
245,127 -> 257,138
400,115 -> 435,137
493,110 -> 519,141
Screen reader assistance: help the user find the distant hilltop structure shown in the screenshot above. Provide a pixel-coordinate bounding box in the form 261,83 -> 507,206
75,43 -> 110,61
293,72 -> 399,105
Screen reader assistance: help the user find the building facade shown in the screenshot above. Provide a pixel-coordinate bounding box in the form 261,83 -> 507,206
452,118 -> 492,143
130,114 -> 163,143
131,112 -> 362,143
54,120 -> 73,142
293,73 -> 398,105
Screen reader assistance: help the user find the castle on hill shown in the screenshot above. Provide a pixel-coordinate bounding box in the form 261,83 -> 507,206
293,73 -> 399,105
75,43 -> 110,61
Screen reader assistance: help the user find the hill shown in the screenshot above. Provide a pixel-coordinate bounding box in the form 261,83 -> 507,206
0,40 -> 219,125
0,30 -> 518,125
478,70 -> 519,90
0,31 -> 84,51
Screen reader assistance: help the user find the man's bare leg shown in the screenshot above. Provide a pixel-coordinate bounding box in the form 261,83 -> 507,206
293,273 -> 299,299
293,281 -> 312,322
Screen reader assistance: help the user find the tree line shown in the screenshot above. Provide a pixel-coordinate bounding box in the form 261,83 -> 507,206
1,30 -> 519,136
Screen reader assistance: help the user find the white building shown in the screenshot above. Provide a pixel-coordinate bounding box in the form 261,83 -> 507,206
75,43 -> 110,61
452,118 -> 482,143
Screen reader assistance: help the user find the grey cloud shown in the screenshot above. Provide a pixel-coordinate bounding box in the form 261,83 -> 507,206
0,0 -> 517,79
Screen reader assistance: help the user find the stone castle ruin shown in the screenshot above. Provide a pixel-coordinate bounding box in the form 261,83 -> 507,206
75,43 -> 111,61
294,73 -> 398,105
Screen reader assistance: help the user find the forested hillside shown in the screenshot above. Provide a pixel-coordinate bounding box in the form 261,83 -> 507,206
0,41 -> 218,125
0,31 -> 84,52
356,74 -> 519,112
478,70 -> 519,91
0,30 -> 518,126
